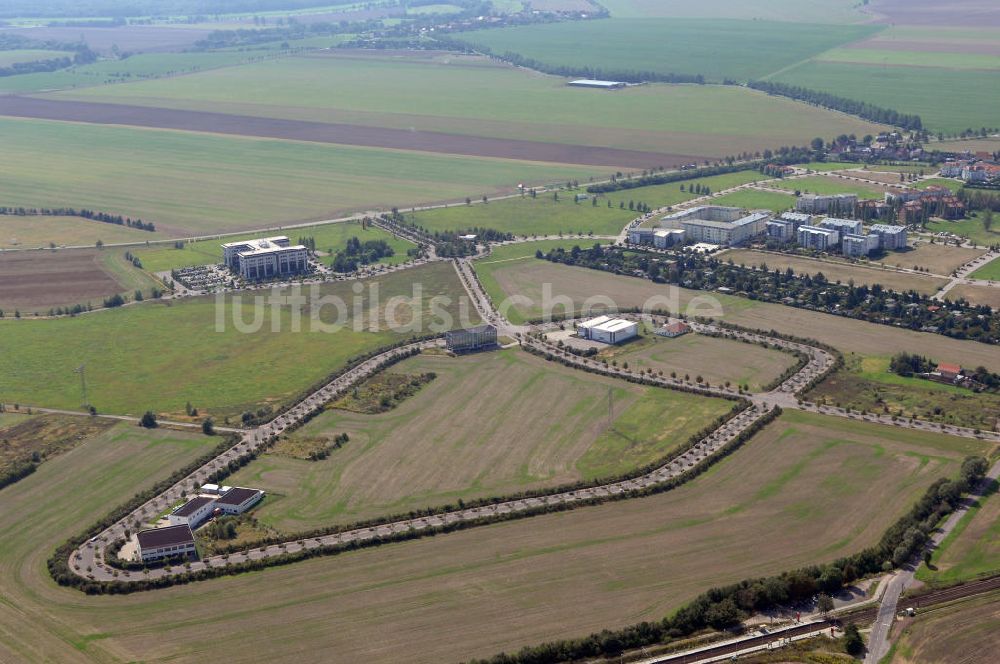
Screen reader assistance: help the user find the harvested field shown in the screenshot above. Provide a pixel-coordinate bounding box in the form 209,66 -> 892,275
0,96 -> 695,170
720,249 -> 948,295
0,248 -> 126,311
935,138 -> 1000,153
891,590 -> 1000,664
0,411 -> 981,664
227,349 -> 732,528
480,260 -> 1000,370
895,243 -> 986,275
946,284 -> 1000,308
0,214 -> 155,249
600,331 -> 798,392
869,0 -> 1000,28
842,169 -> 922,185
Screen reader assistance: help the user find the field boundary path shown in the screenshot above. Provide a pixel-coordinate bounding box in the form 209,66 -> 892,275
67,250 -> 998,587
933,248 -> 1000,300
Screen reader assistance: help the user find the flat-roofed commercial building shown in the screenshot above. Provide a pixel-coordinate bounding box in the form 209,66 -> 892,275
577,316 -> 638,344
222,236 -> 309,280
445,324 -> 498,352
136,525 -> 196,563
660,206 -> 770,246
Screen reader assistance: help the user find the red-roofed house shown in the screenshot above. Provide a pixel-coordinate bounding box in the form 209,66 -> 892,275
936,363 -> 962,381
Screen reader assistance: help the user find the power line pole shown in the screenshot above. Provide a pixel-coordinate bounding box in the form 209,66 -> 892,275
74,364 -> 88,409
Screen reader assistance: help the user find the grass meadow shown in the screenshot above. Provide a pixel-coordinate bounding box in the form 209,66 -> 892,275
0,117 -> 602,237
51,51 -> 885,159
928,212 -> 1000,247
0,262 -> 473,418
0,410 -> 982,663
450,19 -> 880,82
226,349 -> 733,528
599,0 -> 866,23
971,256 -> 1000,280
774,174 -> 890,199
917,482 -> 1000,586
477,258 -> 1000,370
134,221 -> 413,273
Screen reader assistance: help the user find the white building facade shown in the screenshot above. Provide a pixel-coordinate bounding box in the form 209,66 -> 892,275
222,236 -> 309,280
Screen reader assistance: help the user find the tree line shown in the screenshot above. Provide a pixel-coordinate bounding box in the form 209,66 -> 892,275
0,206 -> 155,232
748,80 -> 923,131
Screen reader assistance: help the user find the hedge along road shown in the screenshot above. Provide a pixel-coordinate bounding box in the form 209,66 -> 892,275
68,259 -> 999,587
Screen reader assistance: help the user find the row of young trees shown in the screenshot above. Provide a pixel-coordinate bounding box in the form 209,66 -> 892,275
748,80 -> 923,131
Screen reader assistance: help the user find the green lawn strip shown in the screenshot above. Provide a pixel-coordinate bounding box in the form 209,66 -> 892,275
927,213 -> 1000,247
971,256 -> 1000,281
710,189 -> 796,212
773,174 -> 885,199
916,482 -> 1000,584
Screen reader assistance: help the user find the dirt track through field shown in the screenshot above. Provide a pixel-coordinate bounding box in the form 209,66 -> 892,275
0,96 -> 705,169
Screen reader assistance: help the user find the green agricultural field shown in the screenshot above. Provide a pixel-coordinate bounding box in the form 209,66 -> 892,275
971,256 -> 1000,280
0,117 -> 600,237
600,0 -> 866,23
0,262 -> 474,418
0,51 -> 256,94
226,349 -> 733,528
407,194 -> 633,237
773,61 -> 1000,134
0,410 -> 981,664
0,49 -> 69,66
709,189 -> 796,212
0,215 -> 157,249
134,221 -> 413,273
928,212 -> 1000,247
774,174 -> 888,199
50,52 -> 885,160
450,19 -> 880,82
917,483 -> 1000,585
807,354 -> 1000,431
817,47 -> 1000,71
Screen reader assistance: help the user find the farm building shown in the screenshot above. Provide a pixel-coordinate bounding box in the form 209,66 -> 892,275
577,316 -> 638,344
167,496 -> 216,529
222,236 -> 310,281
446,324 -> 498,352
136,524 -> 196,563
568,79 -> 626,89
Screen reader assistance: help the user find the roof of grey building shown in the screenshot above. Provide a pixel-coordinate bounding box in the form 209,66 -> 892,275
216,487 -> 262,506
172,496 -> 214,517
137,525 -> 195,549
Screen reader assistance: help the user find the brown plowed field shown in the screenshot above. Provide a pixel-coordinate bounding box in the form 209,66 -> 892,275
870,0 -> 1000,27
0,249 -> 119,310
0,96 -> 703,170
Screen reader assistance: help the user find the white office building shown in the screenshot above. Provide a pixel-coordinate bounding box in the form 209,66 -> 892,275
222,236 -> 310,280
660,206 -> 770,246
